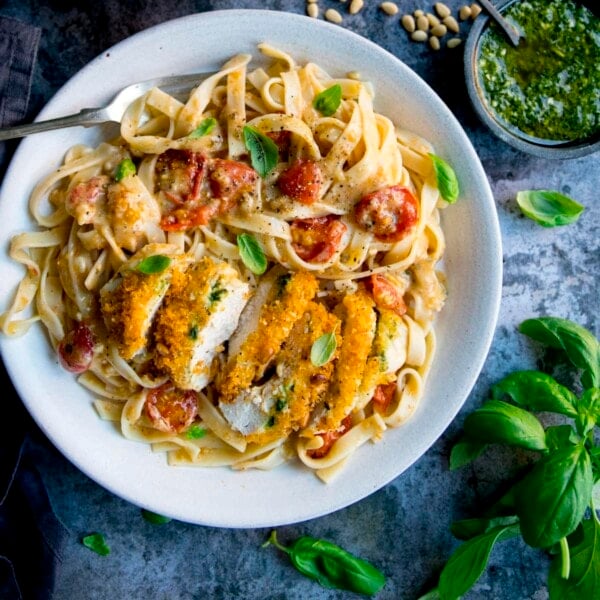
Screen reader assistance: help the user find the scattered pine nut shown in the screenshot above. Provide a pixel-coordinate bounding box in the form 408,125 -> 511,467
346,71 -> 361,80
380,2 -> 399,15
325,8 -> 343,23
443,16 -> 460,33
434,3 -> 451,19
447,37 -> 463,48
307,0 -> 318,3
416,15 -> 430,31
427,13 -> 441,27
307,3 -> 319,17
470,3 -> 482,18
459,5 -> 472,20
431,23 -> 447,37
429,36 -> 441,50
401,14 -> 416,32
349,0 -> 364,14
414,9 -> 425,18
411,30 -> 428,42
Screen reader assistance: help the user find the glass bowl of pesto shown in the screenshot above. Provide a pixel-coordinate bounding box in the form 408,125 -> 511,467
465,0 -> 600,158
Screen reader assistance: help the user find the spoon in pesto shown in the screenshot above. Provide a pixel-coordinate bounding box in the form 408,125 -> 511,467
478,0 -> 522,46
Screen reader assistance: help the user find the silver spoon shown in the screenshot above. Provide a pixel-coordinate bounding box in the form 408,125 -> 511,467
478,0 -> 522,46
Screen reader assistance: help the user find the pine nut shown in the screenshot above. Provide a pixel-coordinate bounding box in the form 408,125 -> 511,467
349,0 -> 364,14
380,2 -> 399,15
443,16 -> 460,33
459,5 -> 472,20
414,9 -> 425,18
434,3 -> 451,19
307,3 -> 319,17
325,8 -> 343,23
411,30 -> 428,42
470,3 -> 482,18
416,15 -> 430,31
447,37 -> 463,48
401,14 -> 416,32
427,13 -> 441,27
307,0 -> 318,3
429,36 -> 441,50
347,71 -> 361,80
431,24 -> 448,37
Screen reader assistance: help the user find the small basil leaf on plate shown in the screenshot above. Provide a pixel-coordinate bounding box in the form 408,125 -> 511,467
186,424 -> 207,439
141,509 -> 172,524
136,255 -> 171,275
311,331 -> 337,367
516,190 -> 584,227
237,233 -> 267,274
188,117 -> 217,138
242,125 -> 278,178
313,84 -> 342,116
429,153 -> 459,203
114,158 -> 136,181
82,532 -> 110,556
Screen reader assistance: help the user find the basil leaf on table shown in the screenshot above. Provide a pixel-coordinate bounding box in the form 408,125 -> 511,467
188,117 -> 217,138
313,84 -> 342,116
545,425 -> 580,451
429,153 -> 459,203
451,515 -> 520,541
516,190 -> 584,227
491,370 -> 579,417
236,233 -> 267,275
136,254 -> 171,275
82,532 -> 110,556
141,509 -> 172,524
242,125 -> 278,178
515,444 -> 594,548
262,530 -> 386,596
438,524 -> 520,600
463,399 -> 548,451
575,388 -> 600,436
449,436 -> 487,470
519,317 -> 600,389
310,331 -> 337,367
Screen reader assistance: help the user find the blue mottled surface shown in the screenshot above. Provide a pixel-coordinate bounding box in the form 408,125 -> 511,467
0,1 -> 598,599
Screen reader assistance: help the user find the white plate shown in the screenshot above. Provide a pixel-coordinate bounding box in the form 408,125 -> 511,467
0,10 -> 501,527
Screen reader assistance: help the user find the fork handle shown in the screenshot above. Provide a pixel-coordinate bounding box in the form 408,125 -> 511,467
0,107 -> 109,141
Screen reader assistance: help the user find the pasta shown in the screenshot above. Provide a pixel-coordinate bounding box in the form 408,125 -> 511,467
1,44 -> 451,482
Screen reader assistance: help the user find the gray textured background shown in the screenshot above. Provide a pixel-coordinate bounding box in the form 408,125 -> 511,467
0,1 -> 598,599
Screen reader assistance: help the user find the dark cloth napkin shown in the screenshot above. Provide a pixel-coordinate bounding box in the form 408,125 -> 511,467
0,16 -> 70,600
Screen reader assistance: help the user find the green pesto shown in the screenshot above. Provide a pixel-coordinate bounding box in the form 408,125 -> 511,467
477,0 -> 600,141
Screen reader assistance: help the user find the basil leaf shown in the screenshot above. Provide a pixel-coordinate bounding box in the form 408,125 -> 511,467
518,317 -> 600,389
82,532 -> 110,556
136,254 -> 172,275
429,153 -> 459,203
576,388 -> 600,437
416,590 -> 441,600
449,436 -> 487,470
516,444 -> 594,548
141,509 -> 172,524
545,425 -> 580,451
114,158 -> 136,181
451,516 -> 519,541
463,399 -> 548,451
516,190 -> 584,227
236,233 -> 267,274
548,518 -> 600,599
188,117 -> 217,138
313,84 -> 342,117
491,370 -> 579,417
186,425 -> 207,439
438,524 -> 520,600
311,331 -> 337,367
242,125 -> 278,178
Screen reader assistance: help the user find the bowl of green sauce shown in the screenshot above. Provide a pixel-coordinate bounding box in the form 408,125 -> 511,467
465,0 -> 600,158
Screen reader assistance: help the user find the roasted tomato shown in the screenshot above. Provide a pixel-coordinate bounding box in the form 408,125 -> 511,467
307,415 -> 353,459
208,159 -> 257,206
366,274 -> 407,316
290,215 -> 347,263
155,149 -> 205,204
354,185 -> 418,243
278,159 -> 323,205
58,322 -> 95,374
372,382 -> 397,414
160,204 -> 218,231
144,382 -> 199,433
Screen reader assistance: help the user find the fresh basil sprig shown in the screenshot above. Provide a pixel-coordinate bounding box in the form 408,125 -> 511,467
516,190 -> 584,227
236,233 -> 267,274
136,254 -> 171,275
114,157 -> 136,181
262,530 -> 386,596
188,117 -> 217,139
310,330 -> 337,367
242,125 -> 278,178
82,532 -> 110,556
313,84 -> 342,117
429,153 -> 459,203
426,317 -> 600,600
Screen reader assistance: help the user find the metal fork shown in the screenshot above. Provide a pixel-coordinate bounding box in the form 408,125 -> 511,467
0,72 -> 211,142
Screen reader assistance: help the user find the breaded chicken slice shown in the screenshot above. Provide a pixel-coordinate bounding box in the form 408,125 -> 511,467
219,268 -> 319,402
219,302 -> 340,445
153,256 -> 250,391
100,243 -> 186,361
